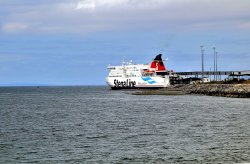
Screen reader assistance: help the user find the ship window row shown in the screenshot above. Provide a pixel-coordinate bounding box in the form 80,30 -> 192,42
109,75 -> 122,77
124,69 -> 139,71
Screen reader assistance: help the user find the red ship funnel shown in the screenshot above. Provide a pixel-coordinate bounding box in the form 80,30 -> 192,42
150,54 -> 166,71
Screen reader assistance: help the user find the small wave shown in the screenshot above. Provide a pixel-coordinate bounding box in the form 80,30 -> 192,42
86,135 -> 108,139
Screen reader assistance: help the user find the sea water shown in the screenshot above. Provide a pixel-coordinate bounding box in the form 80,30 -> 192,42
0,86 -> 250,163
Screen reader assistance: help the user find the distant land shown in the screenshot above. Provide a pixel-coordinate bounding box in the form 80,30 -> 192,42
0,83 -> 50,87
0,83 -> 105,87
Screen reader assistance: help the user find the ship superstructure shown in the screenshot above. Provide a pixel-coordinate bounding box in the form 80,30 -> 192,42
106,54 -> 172,89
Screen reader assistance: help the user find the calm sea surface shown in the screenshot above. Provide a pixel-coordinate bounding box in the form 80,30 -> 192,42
0,86 -> 250,163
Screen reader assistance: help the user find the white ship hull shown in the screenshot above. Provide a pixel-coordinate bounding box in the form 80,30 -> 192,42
106,76 -> 170,89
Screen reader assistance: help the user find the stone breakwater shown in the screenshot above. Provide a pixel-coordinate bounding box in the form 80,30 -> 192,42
133,84 -> 250,98
179,84 -> 250,98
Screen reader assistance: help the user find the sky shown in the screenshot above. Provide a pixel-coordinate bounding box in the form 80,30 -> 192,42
0,0 -> 250,86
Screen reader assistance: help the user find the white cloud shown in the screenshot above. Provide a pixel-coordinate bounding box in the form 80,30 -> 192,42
2,22 -> 29,32
74,0 -> 129,9
239,22 -> 250,30
1,0 -> 250,33
75,0 -> 96,10
73,0 -> 131,10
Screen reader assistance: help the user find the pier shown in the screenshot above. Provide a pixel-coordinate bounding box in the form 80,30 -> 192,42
175,70 -> 250,78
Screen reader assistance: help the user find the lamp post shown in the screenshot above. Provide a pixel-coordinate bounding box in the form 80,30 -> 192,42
213,47 -> 216,81
200,45 -> 204,83
216,51 -> 218,81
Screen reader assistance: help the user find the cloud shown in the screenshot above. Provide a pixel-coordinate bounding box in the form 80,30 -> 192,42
2,22 -> 29,32
1,0 -> 250,34
75,0 -> 96,10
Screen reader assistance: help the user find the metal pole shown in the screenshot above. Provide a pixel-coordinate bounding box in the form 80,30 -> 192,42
213,47 -> 216,81
210,67 -> 211,82
200,45 -> 204,83
216,51 -> 218,81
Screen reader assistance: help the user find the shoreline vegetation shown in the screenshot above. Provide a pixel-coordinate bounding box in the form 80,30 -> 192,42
132,80 -> 250,98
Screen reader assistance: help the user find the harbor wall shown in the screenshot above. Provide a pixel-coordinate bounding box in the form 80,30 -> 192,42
181,84 -> 250,98
133,84 -> 250,98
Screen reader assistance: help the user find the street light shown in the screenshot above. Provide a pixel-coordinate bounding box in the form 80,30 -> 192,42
200,45 -> 204,83
213,47 -> 216,81
216,51 -> 218,81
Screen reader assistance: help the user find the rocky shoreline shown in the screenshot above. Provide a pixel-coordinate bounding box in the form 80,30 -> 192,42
133,84 -> 250,98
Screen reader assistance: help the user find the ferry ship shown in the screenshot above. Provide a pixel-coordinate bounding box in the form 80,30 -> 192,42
106,54 -> 172,89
